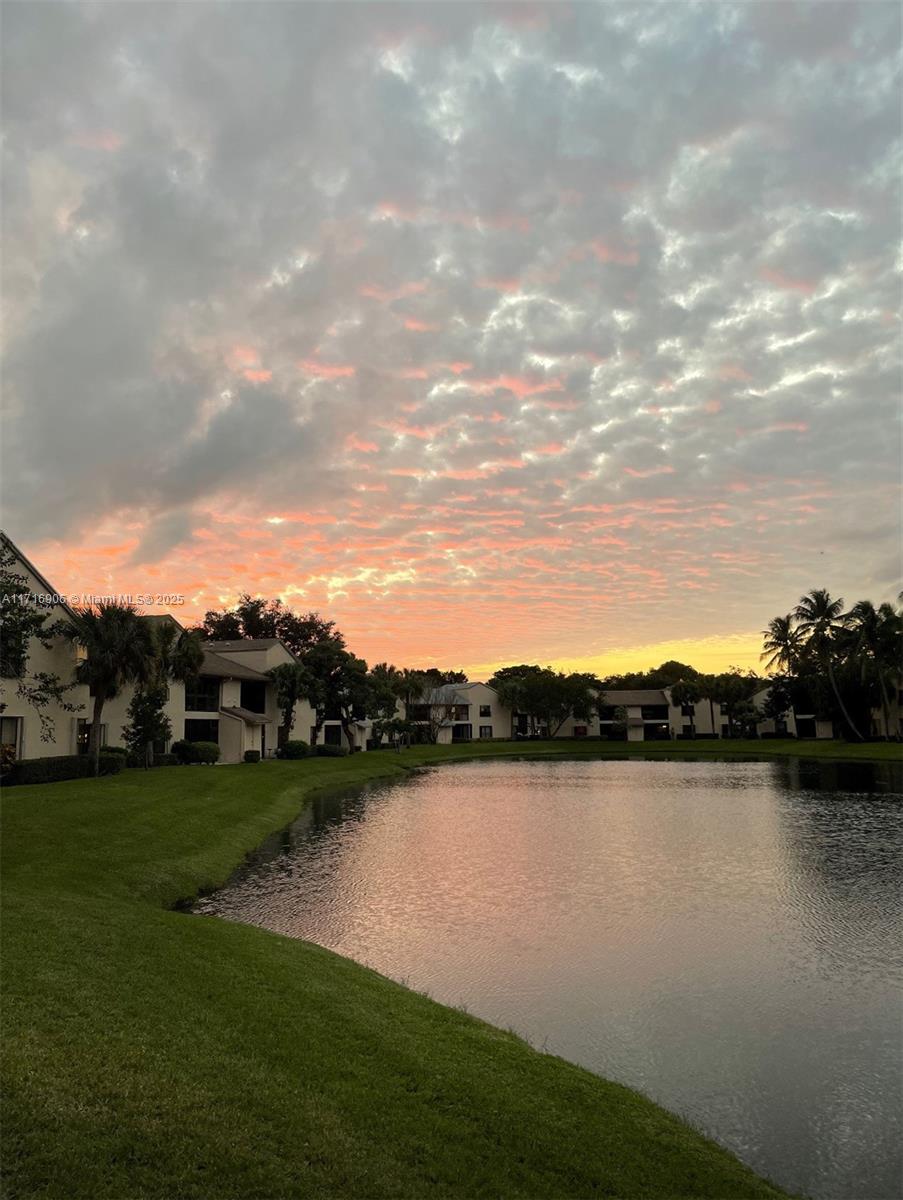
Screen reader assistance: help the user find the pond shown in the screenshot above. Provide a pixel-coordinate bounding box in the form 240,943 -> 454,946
195,757 -> 903,1200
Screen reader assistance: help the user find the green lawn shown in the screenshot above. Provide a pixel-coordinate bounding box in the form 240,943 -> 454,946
7,740 -> 886,1198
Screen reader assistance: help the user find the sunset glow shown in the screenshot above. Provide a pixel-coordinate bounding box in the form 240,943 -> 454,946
3,2 -> 900,676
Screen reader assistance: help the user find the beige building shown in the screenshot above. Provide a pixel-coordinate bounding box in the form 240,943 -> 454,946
0,535 -> 88,762
406,681 -> 509,743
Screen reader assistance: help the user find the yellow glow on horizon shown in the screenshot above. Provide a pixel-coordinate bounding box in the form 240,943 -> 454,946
465,631 -> 764,683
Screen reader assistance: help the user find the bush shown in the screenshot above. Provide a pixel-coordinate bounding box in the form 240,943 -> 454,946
170,740 -> 221,765
5,752 -> 125,786
193,741 -> 220,764
314,743 -> 349,757
243,750 -> 261,764
101,745 -> 129,757
277,740 -> 309,760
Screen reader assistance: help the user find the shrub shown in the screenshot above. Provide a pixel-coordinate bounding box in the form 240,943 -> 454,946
126,750 -> 179,768
277,740 -> 309,760
193,741 -> 221,764
98,753 -> 127,775
243,750 -> 261,764
314,743 -> 349,757
101,745 -> 129,757
170,739 -> 194,764
170,740 -> 221,765
5,752 -> 125,786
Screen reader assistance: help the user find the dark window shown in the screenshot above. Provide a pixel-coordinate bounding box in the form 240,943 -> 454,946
795,717 -> 816,739
644,723 -> 671,741
185,676 -> 220,712
324,703 -> 342,721
409,704 -> 430,722
681,704 -> 695,717
479,704 -> 491,717
452,723 -> 472,742
452,704 -> 469,721
598,706 -> 616,721
1,716 -> 21,758
641,705 -> 669,721
479,725 -> 493,739
324,724 -> 342,745
185,718 -> 218,744
0,633 -> 26,678
76,719 -> 107,754
240,680 -> 267,713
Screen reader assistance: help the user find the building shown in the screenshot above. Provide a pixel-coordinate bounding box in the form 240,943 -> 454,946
406,681 -> 508,743
0,534 -> 89,762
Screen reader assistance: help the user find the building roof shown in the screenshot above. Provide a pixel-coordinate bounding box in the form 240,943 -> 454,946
600,689 -> 669,707
220,706 -> 269,726
201,649 -> 270,681
207,638 -> 292,653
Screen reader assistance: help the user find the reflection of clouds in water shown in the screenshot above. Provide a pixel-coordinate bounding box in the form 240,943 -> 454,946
195,759 -> 903,1200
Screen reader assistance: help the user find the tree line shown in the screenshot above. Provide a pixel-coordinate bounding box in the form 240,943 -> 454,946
3,537 -> 900,779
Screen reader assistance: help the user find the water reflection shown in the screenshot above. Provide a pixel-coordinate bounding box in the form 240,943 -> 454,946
195,757 -> 903,1200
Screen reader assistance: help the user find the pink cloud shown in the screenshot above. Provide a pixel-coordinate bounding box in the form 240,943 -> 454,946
298,358 -> 356,378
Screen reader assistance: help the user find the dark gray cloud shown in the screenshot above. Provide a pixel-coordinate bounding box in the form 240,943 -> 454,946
1,0 -> 900,660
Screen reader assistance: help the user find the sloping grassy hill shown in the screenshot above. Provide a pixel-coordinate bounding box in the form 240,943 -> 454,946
1,748 -> 812,1199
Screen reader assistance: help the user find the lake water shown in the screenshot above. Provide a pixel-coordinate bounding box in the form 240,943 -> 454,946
195,757 -> 903,1200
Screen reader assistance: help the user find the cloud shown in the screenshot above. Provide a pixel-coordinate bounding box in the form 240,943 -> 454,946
2,1 -> 900,672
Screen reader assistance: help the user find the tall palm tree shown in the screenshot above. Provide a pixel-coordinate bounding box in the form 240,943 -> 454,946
793,589 -> 862,741
760,614 -> 803,675
670,679 -> 702,737
846,600 -> 901,738
68,603 -> 155,774
267,661 -> 311,748
140,620 -> 204,765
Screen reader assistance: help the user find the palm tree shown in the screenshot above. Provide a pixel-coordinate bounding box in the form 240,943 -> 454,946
793,589 -> 862,741
846,600 -> 901,738
267,661 -> 311,748
670,679 -> 702,737
761,614 -> 803,675
68,603 -> 155,774
138,620 -> 204,765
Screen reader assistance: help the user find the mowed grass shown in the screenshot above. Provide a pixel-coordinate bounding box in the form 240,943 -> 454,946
6,742 -> 880,1199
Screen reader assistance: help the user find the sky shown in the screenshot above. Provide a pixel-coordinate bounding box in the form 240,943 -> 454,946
2,1 -> 900,680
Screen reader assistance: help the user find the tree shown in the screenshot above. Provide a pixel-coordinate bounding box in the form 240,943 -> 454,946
412,667 -> 468,686
367,663 -> 403,743
488,665 -> 546,735
66,603 -> 154,775
762,676 -> 794,731
793,589 -> 862,741
846,600 -> 901,738
761,615 -> 803,676
122,685 -> 171,764
194,595 -> 344,657
332,654 -> 371,752
298,640 -> 348,746
670,678 -> 703,736
128,620 -> 204,767
709,668 -> 760,738
541,671 -> 599,737
0,544 -> 82,746
267,662 -> 311,748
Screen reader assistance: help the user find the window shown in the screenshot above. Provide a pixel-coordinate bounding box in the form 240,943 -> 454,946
452,704 -> 470,721
240,680 -> 267,713
408,704 -> 430,722
324,724 -> 342,745
76,719 -> 107,754
0,633 -> 26,679
574,725 -> 588,737
1,716 -> 21,760
452,723 -> 472,742
681,704 -> 695,717
479,725 -> 492,739
641,705 -> 669,721
598,706 -> 616,721
185,675 -> 220,712
479,704 -> 491,718
184,718 -> 218,744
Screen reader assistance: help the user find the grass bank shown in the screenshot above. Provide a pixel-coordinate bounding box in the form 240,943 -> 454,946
3,744 -> 868,1199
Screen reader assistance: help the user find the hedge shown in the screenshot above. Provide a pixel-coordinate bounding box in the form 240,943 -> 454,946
4,752 -> 127,787
314,743 -> 349,757
243,750 -> 261,764
171,740 -> 221,765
